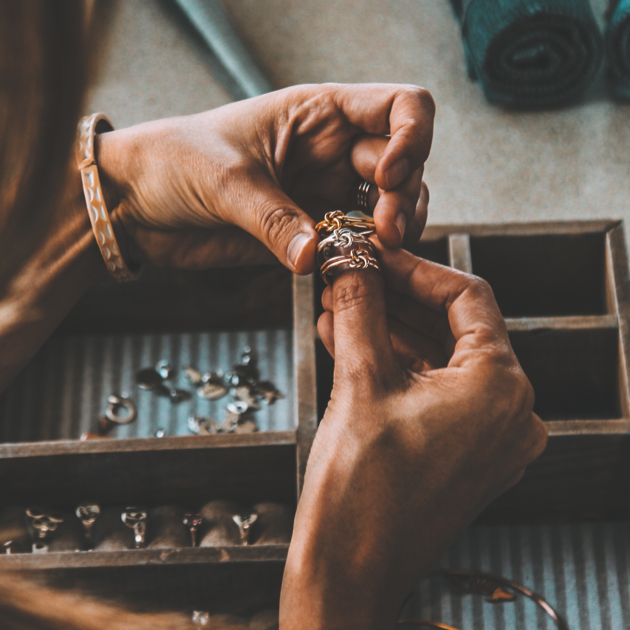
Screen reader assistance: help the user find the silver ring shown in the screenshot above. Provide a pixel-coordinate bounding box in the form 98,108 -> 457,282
76,503 -> 100,546
25,508 -> 64,541
356,180 -> 372,212
233,512 -> 258,545
121,507 -> 147,548
105,395 -> 137,425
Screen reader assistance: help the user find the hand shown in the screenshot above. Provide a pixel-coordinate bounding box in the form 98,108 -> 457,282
279,247 -> 548,630
95,83 -> 434,272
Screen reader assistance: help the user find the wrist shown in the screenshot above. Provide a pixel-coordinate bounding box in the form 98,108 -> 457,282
93,129 -> 143,268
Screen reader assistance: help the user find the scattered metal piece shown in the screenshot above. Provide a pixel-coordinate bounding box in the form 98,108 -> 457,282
155,384 -> 192,404
3,541 -> 12,555
155,360 -> 174,380
32,542 -> 48,554
188,416 -> 218,435
197,381 -> 228,401
233,420 -> 258,434
136,367 -> 163,390
184,366 -> 204,386
231,385 -> 261,409
255,380 -> 284,405
155,428 -> 166,438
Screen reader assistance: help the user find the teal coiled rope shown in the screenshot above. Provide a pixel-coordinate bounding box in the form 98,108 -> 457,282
606,0 -> 630,99
452,0 -> 603,108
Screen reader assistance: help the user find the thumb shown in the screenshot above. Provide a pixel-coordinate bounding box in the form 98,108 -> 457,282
236,174 -> 319,274
331,267 -> 400,387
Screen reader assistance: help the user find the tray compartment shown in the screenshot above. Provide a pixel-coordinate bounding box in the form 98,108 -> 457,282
0,265 -> 296,442
509,327 -> 621,421
470,232 -> 608,317
407,236 -> 450,266
0,434 -> 297,507
0,329 -> 294,441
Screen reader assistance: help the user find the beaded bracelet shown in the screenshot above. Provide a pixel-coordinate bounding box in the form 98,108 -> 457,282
76,113 -> 141,283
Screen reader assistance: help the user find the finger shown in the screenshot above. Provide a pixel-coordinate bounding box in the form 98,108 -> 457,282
402,180 -> 429,248
235,170 -> 319,274
350,135 -> 426,246
377,245 -> 510,368
331,268 -> 400,386
335,83 -> 435,189
385,290 -> 456,356
318,310 -> 447,372
317,311 -> 335,359
324,282 -> 452,350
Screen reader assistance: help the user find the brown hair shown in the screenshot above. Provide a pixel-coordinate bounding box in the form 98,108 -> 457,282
0,3 -> 191,627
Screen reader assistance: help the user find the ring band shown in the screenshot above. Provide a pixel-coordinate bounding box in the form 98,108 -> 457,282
315,210 -> 376,236
320,249 -> 380,285
356,180 -> 372,212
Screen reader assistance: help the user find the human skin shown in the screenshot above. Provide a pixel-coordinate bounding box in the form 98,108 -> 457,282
279,247 -> 548,630
0,82 -> 432,391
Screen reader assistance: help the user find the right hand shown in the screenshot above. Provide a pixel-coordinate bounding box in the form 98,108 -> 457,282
280,247 -> 548,630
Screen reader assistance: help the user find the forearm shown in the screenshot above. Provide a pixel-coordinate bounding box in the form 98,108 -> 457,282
0,166 -> 104,392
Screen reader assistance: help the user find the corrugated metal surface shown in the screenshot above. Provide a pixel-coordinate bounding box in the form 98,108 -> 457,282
0,329 -> 294,441
403,522 -> 630,630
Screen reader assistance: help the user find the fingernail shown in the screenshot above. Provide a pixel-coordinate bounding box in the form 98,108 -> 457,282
287,232 -> 312,271
386,158 -> 409,188
395,212 -> 407,242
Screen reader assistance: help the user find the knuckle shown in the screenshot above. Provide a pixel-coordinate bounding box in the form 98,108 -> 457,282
401,85 -> 436,116
464,275 -> 495,302
259,205 -> 300,245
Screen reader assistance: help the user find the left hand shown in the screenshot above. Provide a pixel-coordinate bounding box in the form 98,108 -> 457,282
95,83 -> 434,272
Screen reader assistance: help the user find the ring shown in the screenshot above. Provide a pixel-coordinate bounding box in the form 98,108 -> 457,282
356,180 -> 373,212
183,513 -> 203,547
25,508 -> 64,541
76,503 -> 100,547
121,508 -> 147,548
97,394 -> 137,435
315,211 -> 375,237
317,228 -> 376,268
320,248 -> 381,285
233,512 -> 258,545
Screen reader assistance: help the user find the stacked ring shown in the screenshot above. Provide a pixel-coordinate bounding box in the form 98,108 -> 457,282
315,211 -> 380,285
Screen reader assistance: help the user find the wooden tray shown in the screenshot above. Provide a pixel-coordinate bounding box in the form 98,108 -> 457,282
0,220 -> 627,611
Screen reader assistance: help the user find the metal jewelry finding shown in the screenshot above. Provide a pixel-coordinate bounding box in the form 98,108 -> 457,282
192,611 -> 210,627
76,503 -> 101,547
188,416 -> 218,435
96,394 -> 137,436
233,512 -> 258,545
356,179 -> 373,212
121,508 -> 147,549
183,513 -> 203,547
25,508 -> 64,541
